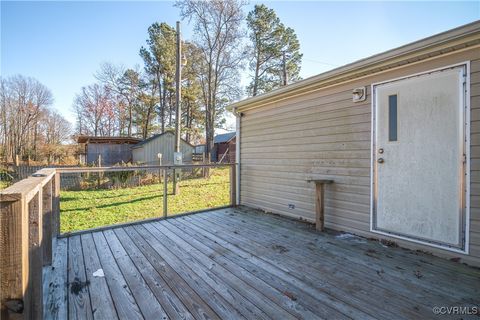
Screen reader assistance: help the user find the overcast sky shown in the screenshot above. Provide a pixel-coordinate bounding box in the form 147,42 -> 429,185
2,1 -> 479,132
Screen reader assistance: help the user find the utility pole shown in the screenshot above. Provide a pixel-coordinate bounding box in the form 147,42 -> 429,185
282,51 -> 288,86
175,21 -> 182,156
173,21 -> 182,195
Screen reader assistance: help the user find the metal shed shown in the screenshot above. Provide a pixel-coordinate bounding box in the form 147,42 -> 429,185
76,136 -> 141,165
231,21 -> 480,266
132,132 -> 194,165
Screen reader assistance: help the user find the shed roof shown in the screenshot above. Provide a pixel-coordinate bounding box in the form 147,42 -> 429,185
214,132 -> 236,144
132,131 -> 194,149
231,20 -> 480,112
76,136 -> 141,144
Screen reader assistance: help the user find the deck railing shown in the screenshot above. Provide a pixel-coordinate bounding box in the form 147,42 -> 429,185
0,163 -> 237,319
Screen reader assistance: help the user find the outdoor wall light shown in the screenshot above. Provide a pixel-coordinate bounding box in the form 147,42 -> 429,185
352,87 -> 367,102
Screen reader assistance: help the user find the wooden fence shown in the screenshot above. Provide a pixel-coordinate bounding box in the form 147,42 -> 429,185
0,163 -> 236,319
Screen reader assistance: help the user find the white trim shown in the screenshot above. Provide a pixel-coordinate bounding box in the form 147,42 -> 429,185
236,114 -> 241,206
370,61 -> 471,254
464,60 -> 471,255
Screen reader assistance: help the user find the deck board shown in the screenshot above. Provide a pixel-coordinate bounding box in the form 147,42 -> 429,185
44,206 -> 480,319
196,211 -> 437,318
67,235 -> 93,320
227,207 -> 480,302
80,233 -> 118,320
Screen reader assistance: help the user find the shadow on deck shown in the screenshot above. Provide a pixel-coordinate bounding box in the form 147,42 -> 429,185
43,206 -> 480,319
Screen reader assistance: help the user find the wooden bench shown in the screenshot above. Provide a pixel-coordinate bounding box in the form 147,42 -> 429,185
307,179 -> 334,231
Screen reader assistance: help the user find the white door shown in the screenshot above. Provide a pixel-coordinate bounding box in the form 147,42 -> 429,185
372,65 -> 467,250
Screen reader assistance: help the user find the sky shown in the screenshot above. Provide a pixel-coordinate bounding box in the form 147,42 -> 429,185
2,1 -> 479,130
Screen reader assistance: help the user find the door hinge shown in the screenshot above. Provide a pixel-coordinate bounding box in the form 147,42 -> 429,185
463,154 -> 467,164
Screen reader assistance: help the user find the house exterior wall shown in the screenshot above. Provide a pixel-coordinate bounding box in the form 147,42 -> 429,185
132,133 -> 193,165
239,47 -> 480,266
86,143 -> 134,165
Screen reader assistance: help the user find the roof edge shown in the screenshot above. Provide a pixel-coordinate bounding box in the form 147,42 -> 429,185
132,131 -> 195,149
232,20 -> 480,112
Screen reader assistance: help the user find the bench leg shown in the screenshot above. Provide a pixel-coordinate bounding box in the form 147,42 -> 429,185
315,183 -> 325,231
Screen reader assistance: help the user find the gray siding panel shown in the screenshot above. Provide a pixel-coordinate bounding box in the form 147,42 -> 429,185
240,49 -> 480,266
132,133 -> 193,165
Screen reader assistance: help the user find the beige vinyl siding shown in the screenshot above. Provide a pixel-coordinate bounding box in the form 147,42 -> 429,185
132,132 -> 193,165
469,58 -> 480,263
240,47 -> 480,266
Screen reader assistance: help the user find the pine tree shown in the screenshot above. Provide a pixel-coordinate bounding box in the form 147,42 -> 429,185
247,4 -> 302,96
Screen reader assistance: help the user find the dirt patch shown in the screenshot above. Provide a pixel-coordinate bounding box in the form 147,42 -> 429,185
70,277 -> 90,295
376,269 -> 385,277
365,249 -> 379,259
283,291 -> 297,301
380,239 -> 398,248
413,270 -> 423,279
271,244 -> 289,253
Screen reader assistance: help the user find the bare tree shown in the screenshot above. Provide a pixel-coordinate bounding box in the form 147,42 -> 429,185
0,75 -> 74,164
0,75 -> 54,161
73,83 -> 116,136
95,63 -> 142,136
176,0 -> 245,163
42,109 -> 72,145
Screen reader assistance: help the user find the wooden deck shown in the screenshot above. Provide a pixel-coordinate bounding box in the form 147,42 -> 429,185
43,206 -> 480,319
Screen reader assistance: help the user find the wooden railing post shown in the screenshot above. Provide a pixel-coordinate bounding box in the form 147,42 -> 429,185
42,180 -> 53,266
52,172 -> 60,237
230,164 -> 236,207
28,191 -> 43,319
0,197 -> 29,319
163,169 -> 168,218
1,169 -> 56,319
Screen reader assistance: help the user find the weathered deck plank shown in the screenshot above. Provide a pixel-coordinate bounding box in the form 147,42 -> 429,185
67,236 -> 92,320
44,207 -> 480,320
169,217 -> 350,319
113,227 -> 195,320
91,231 -> 143,320
164,219 -> 327,319
151,221 -> 298,320
80,233 -> 118,320
202,210 -> 452,309
195,212 -> 436,318
43,238 -> 67,320
167,219 -> 326,319
224,207 -> 480,302
136,224 -> 246,320
123,225 -> 220,320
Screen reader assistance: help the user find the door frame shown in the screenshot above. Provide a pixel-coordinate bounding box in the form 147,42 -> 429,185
370,61 -> 470,254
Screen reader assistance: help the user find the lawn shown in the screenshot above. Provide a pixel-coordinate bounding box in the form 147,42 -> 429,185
60,168 -> 230,233
0,180 -> 10,190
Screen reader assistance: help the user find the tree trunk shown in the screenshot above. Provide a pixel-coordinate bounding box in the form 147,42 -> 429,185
127,101 -> 132,136
253,53 -> 260,96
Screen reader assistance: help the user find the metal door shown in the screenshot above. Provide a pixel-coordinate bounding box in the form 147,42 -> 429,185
372,65 -> 468,251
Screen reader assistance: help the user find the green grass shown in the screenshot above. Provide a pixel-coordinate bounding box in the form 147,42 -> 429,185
60,168 -> 230,233
0,180 -> 10,190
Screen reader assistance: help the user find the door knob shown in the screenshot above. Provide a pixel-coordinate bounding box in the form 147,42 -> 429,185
378,158 -> 384,163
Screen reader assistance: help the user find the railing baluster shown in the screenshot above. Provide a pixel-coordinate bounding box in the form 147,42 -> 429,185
28,191 -> 43,319
163,168 -> 168,218
230,164 -> 236,207
52,172 -> 60,237
42,180 -> 53,266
